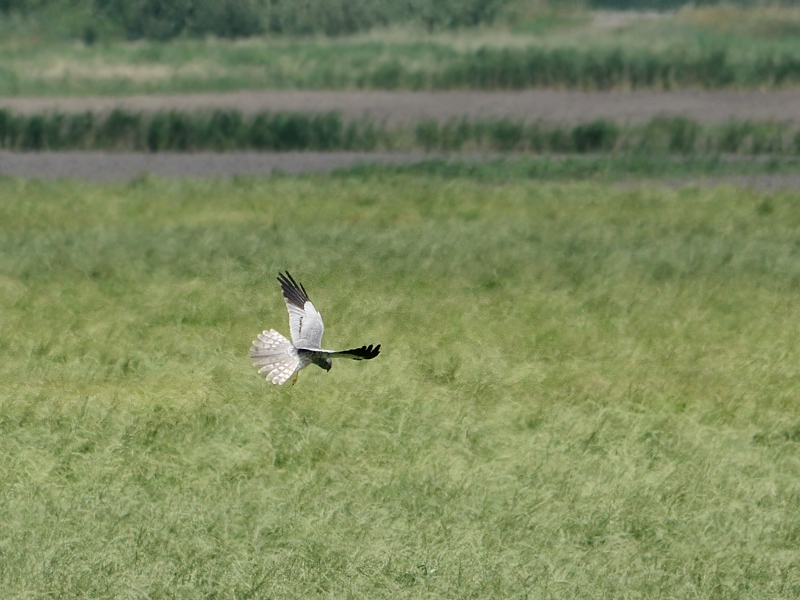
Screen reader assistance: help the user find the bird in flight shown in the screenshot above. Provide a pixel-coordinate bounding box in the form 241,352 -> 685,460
250,272 -> 381,385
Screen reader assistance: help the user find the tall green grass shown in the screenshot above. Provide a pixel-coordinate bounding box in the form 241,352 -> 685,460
1,174 -> 800,597
4,5 -> 800,95
3,42 -> 800,95
2,108 -> 799,156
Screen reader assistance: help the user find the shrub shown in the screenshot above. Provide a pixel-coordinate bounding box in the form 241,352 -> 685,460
415,120 -> 439,151
97,109 -> 143,149
188,0 -> 264,38
21,115 -> 46,150
489,118 -> 523,151
204,110 -> 245,150
93,0 -> 514,40
572,120 -> 619,153
0,109 -> 19,147
95,0 -> 194,41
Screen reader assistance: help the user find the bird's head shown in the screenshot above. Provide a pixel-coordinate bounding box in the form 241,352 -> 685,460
312,356 -> 333,372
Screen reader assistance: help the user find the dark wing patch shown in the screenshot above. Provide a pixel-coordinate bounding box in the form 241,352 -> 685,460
336,344 -> 381,360
277,271 -> 311,309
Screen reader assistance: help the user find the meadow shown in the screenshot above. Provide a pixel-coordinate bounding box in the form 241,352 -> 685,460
1,171 -> 800,597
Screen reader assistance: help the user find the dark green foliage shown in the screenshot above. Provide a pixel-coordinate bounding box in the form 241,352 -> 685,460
95,0 -> 195,41
146,112 -> 170,151
666,117 -> 699,154
718,120 -> 786,155
571,120 -> 619,153
589,0 -> 798,8
92,0 -> 272,40
204,109 -> 244,150
0,0 -> 51,14
636,117 -> 700,154
0,109 -> 15,147
162,111 -> 192,150
97,108 -> 144,149
434,46 -> 764,90
2,109 -> 800,155
21,114 -> 46,150
92,0 -> 513,40
188,0 -> 264,38
488,118 -> 524,151
308,112 -> 343,150
415,119 -> 440,151
264,0 -> 389,36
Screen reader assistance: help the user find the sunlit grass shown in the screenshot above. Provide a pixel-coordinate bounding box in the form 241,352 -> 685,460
1,173 -> 800,597
2,172 -> 800,595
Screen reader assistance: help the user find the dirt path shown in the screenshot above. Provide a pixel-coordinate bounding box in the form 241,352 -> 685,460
0,150 -> 434,181
3,150 -> 800,190
3,90 -> 800,125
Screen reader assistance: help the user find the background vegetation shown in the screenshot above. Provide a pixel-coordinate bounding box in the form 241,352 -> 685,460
2,1 -> 797,40
2,108 -> 799,156
1,173 -> 800,597
2,2 -> 800,95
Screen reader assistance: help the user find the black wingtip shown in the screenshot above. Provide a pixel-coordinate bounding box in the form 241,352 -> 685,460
356,344 -> 381,360
277,271 -> 310,308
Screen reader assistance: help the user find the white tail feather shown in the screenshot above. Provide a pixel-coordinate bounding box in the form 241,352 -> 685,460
250,329 -> 300,385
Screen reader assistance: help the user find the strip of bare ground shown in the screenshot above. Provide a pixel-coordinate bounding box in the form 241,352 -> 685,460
0,150 -> 433,181
3,151 -> 800,190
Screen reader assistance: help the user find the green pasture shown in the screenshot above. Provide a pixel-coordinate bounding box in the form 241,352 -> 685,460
2,5 -> 800,95
1,172 -> 799,597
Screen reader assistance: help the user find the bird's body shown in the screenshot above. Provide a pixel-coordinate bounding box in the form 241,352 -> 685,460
250,272 -> 380,385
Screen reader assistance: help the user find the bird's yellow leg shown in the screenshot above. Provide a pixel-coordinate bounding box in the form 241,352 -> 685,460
292,373 -> 298,386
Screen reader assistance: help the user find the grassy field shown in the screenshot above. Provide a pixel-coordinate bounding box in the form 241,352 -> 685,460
1,171 -> 800,597
2,6 -> 800,95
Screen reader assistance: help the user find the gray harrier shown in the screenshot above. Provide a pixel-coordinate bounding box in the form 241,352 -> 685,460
250,272 -> 381,385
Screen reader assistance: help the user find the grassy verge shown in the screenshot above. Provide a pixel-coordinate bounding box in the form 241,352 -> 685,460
3,108 -> 800,156
335,155 -> 800,183
1,174 -> 800,597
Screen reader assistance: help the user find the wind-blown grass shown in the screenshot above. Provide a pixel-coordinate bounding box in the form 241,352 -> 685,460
1,174 -> 800,597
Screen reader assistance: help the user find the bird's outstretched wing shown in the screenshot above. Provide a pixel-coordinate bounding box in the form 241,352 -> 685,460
300,344 -> 381,362
250,329 -> 300,385
277,271 -> 324,349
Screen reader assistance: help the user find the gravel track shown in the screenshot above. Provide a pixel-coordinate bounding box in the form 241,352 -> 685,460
0,150 -> 433,181
3,150 -> 800,190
